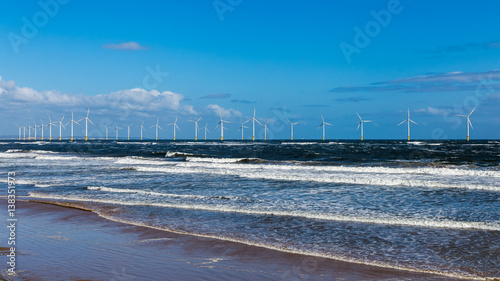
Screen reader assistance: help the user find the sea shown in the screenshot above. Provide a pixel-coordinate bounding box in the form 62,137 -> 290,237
1,139 -> 499,279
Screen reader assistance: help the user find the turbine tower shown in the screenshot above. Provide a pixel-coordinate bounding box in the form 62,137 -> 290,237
455,107 -> 476,141
356,113 -> 372,141
204,124 -> 209,140
238,120 -> 249,140
103,125 -> 111,140
114,123 -> 122,140
317,115 -> 332,141
149,118 -> 162,141
66,111 -> 80,141
78,108 -> 95,141
126,123 -> 133,140
48,117 -> 57,141
167,117 -> 180,141
33,121 -> 38,141
188,117 -> 202,141
216,113 -> 230,141
22,125 -> 26,141
18,126 -> 22,141
397,108 -> 418,141
137,121 -> 146,140
246,108 -> 261,141
287,119 -> 300,141
55,115 -> 65,141
40,119 -> 47,141
29,122 -> 35,141
259,120 -> 270,141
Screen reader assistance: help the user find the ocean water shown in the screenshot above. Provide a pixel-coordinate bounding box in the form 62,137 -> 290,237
1,140 -> 499,279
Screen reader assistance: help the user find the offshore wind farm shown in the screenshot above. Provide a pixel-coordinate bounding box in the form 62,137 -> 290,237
12,106 -> 484,141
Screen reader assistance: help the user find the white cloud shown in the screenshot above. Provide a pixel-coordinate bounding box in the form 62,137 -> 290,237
207,104 -> 242,119
0,76 -> 187,114
102,41 -> 147,51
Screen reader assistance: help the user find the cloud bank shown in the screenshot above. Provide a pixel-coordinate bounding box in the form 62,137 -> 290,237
102,41 -> 147,51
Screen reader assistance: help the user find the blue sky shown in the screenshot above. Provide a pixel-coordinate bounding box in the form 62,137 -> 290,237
1,0 -> 499,140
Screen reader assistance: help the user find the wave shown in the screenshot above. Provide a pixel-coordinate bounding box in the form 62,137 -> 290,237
114,157 -> 171,166
86,186 -> 239,200
28,193 -> 500,232
133,163 -> 500,192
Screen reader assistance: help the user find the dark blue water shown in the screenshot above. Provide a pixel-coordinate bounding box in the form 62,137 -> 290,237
1,140 -> 499,279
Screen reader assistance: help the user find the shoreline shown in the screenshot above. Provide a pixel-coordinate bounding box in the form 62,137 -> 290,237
1,199 -> 464,280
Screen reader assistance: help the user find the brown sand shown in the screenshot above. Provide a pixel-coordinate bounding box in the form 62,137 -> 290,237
0,199 -> 462,281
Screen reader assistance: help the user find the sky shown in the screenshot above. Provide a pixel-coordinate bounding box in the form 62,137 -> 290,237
0,0 -> 499,140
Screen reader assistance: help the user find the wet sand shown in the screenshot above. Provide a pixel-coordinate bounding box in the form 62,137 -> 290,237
0,199 -> 461,281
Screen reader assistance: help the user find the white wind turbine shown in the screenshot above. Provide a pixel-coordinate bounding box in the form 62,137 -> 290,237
259,120 -> 270,140
455,107 -> 476,141
204,124 -> 209,140
33,121 -> 38,141
246,108 -> 261,141
22,125 -> 26,141
397,108 -> 418,141
216,113 -> 230,141
188,117 -> 202,141
287,119 -> 300,141
126,123 -> 133,140
78,108 -> 95,141
27,122 -> 34,141
39,119 -> 48,141
149,118 -> 162,141
55,116 -> 65,141
48,117 -> 57,141
103,124 -> 111,140
356,113 -> 372,141
238,120 -> 249,140
18,126 -> 22,141
167,117 -> 180,141
66,111 -> 80,141
114,123 -> 122,140
317,115 -> 332,140
137,121 -> 146,140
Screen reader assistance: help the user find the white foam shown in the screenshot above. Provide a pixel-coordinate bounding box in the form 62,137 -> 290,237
86,186 -> 208,199
114,157 -> 170,166
134,163 -> 500,192
28,193 -> 500,232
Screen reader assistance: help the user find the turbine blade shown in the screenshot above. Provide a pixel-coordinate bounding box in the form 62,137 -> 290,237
317,124 -> 323,130
469,119 -> 474,130
455,114 -> 467,117
356,112 -> 362,121
410,119 -> 419,125
356,123 -> 360,131
397,119 -> 407,126
469,107 -> 476,116
88,119 -> 95,126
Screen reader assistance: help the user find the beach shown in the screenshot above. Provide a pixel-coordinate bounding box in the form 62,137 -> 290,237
0,199 -> 459,281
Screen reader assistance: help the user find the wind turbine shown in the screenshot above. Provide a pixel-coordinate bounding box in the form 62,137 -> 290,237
28,122 -> 33,141
216,113 -> 230,141
55,116 -> 65,141
114,123 -> 122,140
356,113 -> 372,141
246,108 -> 261,141
149,118 -> 162,141
39,119 -> 47,141
287,119 -> 300,141
259,120 -> 270,141
66,111 -> 80,141
78,108 -> 95,141
397,108 -> 418,141
137,121 -> 146,140
455,107 -> 476,141
22,125 -> 26,141
188,117 -> 202,141
317,115 -> 332,140
103,124 -> 111,140
33,121 -> 38,141
204,124 -> 209,140
167,117 -> 181,141
238,120 -> 249,140
48,117 -> 57,141
126,123 -> 133,140
18,126 -> 22,141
